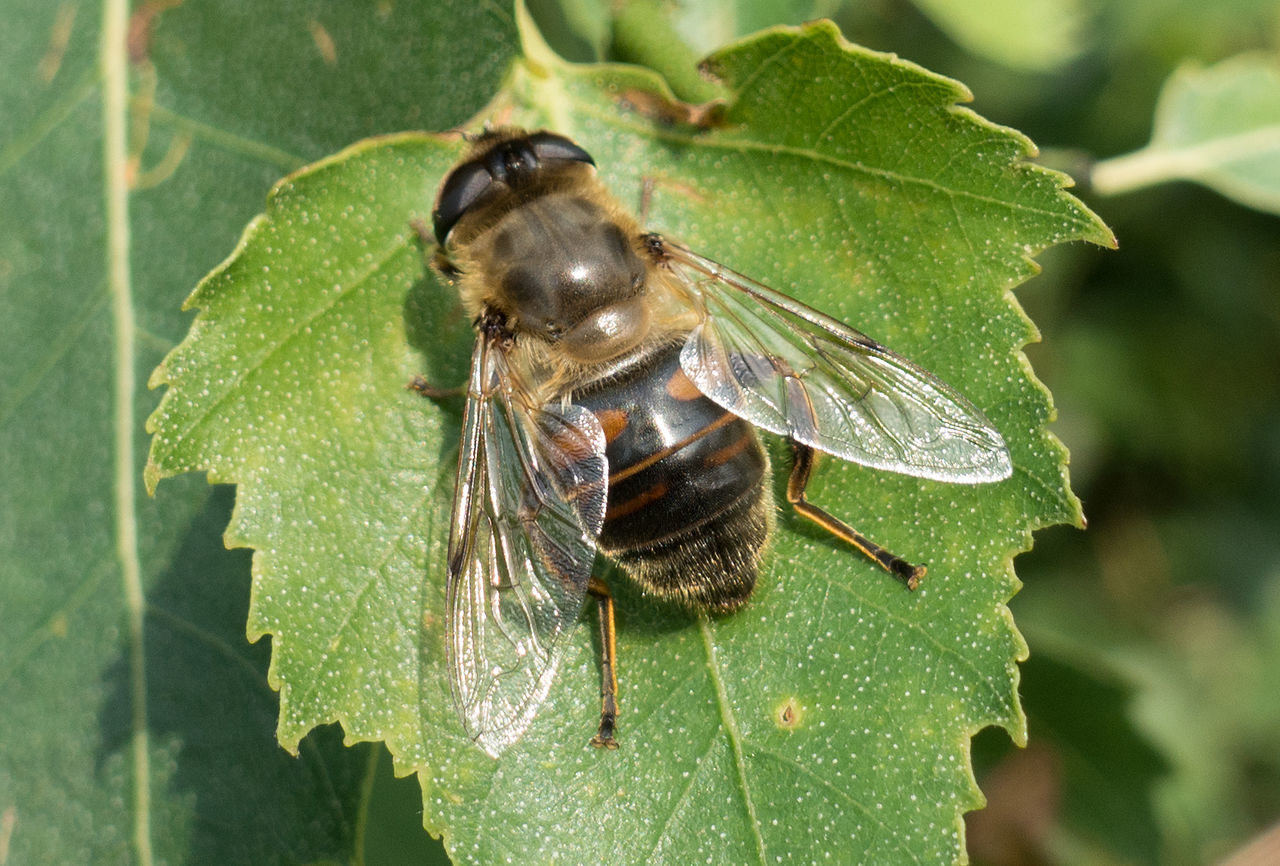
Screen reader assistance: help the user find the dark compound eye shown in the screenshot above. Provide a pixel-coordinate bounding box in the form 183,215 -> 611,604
432,160 -> 493,246
432,132 -> 597,245
527,132 -> 595,167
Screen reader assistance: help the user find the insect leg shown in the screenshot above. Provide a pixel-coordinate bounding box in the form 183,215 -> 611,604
409,216 -> 433,245
785,441 -> 925,590
587,576 -> 620,749
407,376 -> 465,400
637,177 -> 656,225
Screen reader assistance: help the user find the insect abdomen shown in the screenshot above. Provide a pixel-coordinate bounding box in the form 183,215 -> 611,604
574,343 -> 773,611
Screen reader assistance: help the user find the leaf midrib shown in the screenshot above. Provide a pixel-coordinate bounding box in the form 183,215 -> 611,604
1093,122 -> 1280,194
698,619 -> 767,865
101,0 -> 151,861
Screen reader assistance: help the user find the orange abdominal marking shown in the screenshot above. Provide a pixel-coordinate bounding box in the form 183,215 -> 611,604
664,366 -> 702,401
703,432 -> 753,467
608,410 -> 738,485
593,408 -> 630,444
605,480 -> 669,520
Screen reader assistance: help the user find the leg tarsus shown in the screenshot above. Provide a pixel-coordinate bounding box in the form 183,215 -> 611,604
587,576 -> 620,749
407,376 -> 465,400
786,441 -> 925,590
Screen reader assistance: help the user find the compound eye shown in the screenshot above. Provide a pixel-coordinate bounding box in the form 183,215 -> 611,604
527,132 -> 595,167
432,161 -> 492,245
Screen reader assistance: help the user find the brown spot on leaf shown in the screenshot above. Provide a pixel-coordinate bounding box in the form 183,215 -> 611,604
774,697 -> 804,729
38,3 -> 77,83
618,89 -> 725,129
309,19 -> 338,66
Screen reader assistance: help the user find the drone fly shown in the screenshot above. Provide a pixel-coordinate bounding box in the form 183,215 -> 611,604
421,129 -> 1012,756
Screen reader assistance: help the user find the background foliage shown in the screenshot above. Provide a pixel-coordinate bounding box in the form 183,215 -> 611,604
3,0 -> 1280,864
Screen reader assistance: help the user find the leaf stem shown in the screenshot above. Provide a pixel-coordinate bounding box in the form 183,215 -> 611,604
101,0 -> 152,863
610,0 -> 721,104
353,745 -> 381,866
1091,124 -> 1280,196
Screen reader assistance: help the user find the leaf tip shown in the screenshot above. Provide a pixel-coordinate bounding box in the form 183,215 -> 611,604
143,459 -> 161,496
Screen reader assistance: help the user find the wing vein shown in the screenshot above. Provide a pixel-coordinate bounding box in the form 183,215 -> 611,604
443,330 -> 608,755
665,240 -> 1012,483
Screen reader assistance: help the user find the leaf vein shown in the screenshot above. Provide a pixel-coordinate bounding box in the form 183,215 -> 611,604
752,746 -> 926,864
163,233 -> 412,457
0,283 -> 110,429
809,563 -> 1008,711
698,619 -> 768,866
147,102 -> 308,172
646,715 -> 723,860
0,66 -> 97,178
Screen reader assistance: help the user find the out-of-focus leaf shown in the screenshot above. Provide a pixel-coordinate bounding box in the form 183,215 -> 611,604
1015,550 -> 1280,865
0,0 -> 516,862
648,0 -> 1093,72
1092,54 -> 1280,214
1024,653 -> 1166,862
912,0 -> 1091,71
611,0 -> 724,102
527,0 -> 612,61
967,648 -> 1167,865
145,8 -> 1110,862
666,0 -> 834,56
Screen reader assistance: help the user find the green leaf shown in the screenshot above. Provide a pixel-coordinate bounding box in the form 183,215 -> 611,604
646,0 -> 1093,72
610,0 -> 725,103
1017,544 -> 1280,864
0,0 -> 514,862
1092,53 -> 1280,214
666,0 -> 833,57
910,0 -> 1091,71
607,0 -> 1093,73
145,16 -> 1110,866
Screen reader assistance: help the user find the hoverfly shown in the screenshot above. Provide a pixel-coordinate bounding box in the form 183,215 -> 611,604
420,129 -> 1012,757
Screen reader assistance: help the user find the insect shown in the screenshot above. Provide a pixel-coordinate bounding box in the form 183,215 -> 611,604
421,128 -> 1012,757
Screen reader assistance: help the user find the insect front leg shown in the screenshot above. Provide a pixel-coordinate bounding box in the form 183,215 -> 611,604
407,376 -> 466,400
785,441 -> 925,590
634,175 -> 706,227
410,309 -> 515,401
587,576 -> 620,749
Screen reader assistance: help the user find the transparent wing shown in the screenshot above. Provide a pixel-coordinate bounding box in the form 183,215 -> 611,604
446,333 -> 607,757
661,240 -> 1012,483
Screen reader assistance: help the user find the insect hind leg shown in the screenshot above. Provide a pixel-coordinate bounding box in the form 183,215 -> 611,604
587,576 -> 620,749
786,441 -> 925,590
